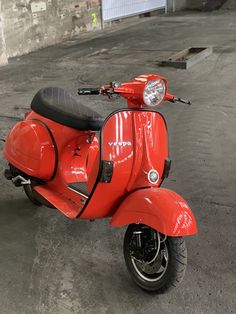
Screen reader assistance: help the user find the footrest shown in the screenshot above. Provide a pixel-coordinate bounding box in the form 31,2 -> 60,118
68,182 -> 90,198
34,186 -> 81,218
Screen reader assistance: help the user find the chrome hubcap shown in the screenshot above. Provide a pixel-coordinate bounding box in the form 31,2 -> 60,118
130,228 -> 169,282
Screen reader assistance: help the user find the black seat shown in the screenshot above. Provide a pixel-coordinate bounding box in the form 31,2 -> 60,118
31,87 -> 104,131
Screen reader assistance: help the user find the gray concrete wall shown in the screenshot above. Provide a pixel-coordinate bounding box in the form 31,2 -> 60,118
222,0 -> 236,9
168,0 -> 202,11
175,0 -> 187,11
174,0 -> 228,11
185,0 -> 227,10
1,0 -> 101,58
0,1 -> 8,66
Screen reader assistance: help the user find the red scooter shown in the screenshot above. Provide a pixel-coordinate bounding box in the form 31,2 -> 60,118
3,74 -> 197,293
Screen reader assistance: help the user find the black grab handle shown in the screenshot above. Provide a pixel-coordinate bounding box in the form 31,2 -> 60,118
78,88 -> 101,95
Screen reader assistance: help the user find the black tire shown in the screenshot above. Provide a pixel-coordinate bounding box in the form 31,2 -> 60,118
23,185 -> 42,206
123,224 -> 187,293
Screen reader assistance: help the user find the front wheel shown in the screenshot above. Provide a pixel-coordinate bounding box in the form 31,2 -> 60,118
123,224 -> 187,293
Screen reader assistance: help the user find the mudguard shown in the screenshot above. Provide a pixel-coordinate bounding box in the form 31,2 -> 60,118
110,188 -> 197,236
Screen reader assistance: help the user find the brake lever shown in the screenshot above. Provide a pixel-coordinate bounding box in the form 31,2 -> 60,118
166,92 -> 192,105
78,82 -> 120,99
176,97 -> 192,105
101,85 -> 120,100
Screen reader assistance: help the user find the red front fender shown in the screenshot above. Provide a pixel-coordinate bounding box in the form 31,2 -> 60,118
110,188 -> 197,236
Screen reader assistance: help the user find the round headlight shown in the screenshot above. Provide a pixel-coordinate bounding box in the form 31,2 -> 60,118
143,79 -> 166,107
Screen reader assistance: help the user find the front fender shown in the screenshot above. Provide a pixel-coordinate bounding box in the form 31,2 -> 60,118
110,188 -> 197,236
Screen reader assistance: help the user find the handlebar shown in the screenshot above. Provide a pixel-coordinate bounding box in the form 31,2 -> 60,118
78,85 -> 120,99
176,97 -> 192,105
166,92 -> 192,105
78,87 -> 192,105
78,88 -> 102,95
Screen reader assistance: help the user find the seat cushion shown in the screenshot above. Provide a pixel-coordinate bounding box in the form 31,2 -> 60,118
31,87 -> 104,131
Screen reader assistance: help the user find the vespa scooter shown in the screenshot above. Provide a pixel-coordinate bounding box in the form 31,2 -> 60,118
3,74 -> 197,293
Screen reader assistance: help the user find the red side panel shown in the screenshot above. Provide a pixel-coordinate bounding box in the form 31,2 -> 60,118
4,120 -> 55,180
110,188 -> 197,236
26,111 -> 97,217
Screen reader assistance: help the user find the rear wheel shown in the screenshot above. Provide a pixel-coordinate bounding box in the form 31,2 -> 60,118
123,224 -> 187,293
23,184 -> 42,206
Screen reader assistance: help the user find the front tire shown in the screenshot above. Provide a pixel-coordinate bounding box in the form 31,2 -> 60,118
123,224 -> 187,293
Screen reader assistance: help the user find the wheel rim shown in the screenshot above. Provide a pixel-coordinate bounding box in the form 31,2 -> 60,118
130,228 -> 169,282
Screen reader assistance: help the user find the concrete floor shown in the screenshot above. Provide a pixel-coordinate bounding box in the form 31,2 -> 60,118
0,10 -> 236,314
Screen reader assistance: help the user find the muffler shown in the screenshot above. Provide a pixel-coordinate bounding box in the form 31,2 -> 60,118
4,169 -> 31,186
12,175 -> 31,187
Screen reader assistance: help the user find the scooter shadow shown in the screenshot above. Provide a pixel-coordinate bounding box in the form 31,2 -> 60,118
0,198 -> 165,303
0,196 -> 94,237
0,197 -> 38,217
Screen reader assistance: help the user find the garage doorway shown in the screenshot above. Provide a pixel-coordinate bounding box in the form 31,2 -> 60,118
102,0 -> 166,22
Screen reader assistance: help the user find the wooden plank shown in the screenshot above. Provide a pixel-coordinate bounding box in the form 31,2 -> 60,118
185,47 -> 213,69
167,48 -> 190,61
159,47 -> 213,69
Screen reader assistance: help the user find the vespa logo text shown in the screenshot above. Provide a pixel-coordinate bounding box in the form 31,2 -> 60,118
108,141 -> 132,147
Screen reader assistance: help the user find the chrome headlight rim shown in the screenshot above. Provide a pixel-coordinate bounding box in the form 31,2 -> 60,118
143,79 -> 166,107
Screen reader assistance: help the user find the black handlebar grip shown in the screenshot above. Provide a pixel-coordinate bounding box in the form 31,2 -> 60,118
78,88 -> 101,95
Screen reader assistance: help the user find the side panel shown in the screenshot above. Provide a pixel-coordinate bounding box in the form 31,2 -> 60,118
80,110 -> 168,219
4,120 -> 55,179
110,188 -> 197,236
28,111 -> 95,218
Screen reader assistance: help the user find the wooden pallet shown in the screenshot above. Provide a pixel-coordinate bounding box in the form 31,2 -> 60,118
159,47 -> 213,69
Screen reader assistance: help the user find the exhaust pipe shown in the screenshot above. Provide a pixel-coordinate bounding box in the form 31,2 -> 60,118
4,170 -> 31,186
12,175 -> 31,187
